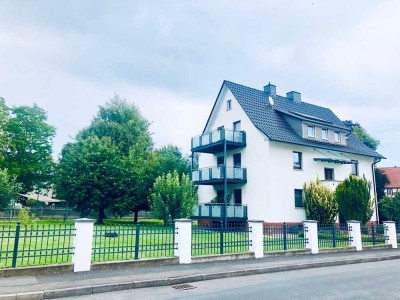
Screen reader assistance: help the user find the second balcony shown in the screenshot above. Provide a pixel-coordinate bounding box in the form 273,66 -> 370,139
192,166 -> 247,185
191,128 -> 246,153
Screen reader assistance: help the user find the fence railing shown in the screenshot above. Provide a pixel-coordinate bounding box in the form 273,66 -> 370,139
92,223 -> 175,262
318,224 -> 351,248
263,223 -> 306,252
191,221 -> 249,256
0,222 -> 75,268
361,224 -> 387,246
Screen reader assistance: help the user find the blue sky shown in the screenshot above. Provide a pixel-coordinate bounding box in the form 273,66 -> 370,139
0,1 -> 399,166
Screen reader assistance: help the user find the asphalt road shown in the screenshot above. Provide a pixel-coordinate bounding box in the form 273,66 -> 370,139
65,259 -> 400,300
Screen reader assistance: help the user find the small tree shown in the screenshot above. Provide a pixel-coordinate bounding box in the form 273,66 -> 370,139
303,178 -> 338,224
0,169 -> 20,211
149,171 -> 198,225
335,175 -> 374,224
379,193 -> 400,223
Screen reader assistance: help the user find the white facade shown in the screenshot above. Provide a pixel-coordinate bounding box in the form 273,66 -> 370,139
196,85 -> 378,223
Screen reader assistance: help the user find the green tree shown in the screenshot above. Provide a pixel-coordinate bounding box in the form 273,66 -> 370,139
335,175 -> 374,224
149,171 -> 198,224
0,98 -> 10,161
0,169 -> 20,211
343,120 -> 380,151
56,136 -> 121,223
375,169 -> 390,201
379,193 -> 400,223
303,178 -> 338,224
1,103 -> 56,192
153,145 -> 191,177
78,95 -> 152,156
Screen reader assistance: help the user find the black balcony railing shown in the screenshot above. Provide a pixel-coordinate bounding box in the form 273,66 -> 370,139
191,129 -> 246,153
192,204 -> 248,219
191,166 -> 247,185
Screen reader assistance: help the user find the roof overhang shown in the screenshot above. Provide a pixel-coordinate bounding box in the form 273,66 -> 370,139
314,157 -> 358,165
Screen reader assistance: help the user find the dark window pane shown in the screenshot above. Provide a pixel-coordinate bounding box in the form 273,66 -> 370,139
295,189 -> 303,207
293,152 -> 302,170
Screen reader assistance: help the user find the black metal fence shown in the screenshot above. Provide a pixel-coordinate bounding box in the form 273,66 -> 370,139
192,221 -> 250,256
92,223 -> 175,262
0,222 -> 75,268
361,224 -> 387,246
263,223 -> 306,252
318,224 -> 351,248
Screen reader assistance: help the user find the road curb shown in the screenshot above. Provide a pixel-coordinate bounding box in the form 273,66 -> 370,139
2,254 -> 400,299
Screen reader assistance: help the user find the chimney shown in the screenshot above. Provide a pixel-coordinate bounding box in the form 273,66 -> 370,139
264,83 -> 276,97
287,91 -> 301,103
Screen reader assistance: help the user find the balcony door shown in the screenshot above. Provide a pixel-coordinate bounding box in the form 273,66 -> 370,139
233,153 -> 241,167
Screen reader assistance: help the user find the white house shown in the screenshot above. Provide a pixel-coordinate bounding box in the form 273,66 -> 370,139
190,81 -> 384,224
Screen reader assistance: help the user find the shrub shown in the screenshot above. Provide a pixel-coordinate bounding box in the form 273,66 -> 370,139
335,175 -> 374,224
149,171 -> 198,225
379,193 -> 400,223
303,178 -> 338,224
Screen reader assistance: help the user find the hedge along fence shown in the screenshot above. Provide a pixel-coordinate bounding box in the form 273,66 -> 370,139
361,224 -> 387,246
0,222 -> 75,268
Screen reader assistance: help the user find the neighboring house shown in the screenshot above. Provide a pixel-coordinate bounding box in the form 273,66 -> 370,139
379,167 -> 400,196
190,81 -> 384,224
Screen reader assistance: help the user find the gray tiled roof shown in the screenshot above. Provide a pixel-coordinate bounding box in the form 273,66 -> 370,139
224,80 -> 384,159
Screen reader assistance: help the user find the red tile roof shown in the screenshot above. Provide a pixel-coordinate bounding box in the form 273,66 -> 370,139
380,167 -> 400,188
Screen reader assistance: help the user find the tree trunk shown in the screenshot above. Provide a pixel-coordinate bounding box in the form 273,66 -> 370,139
98,207 -> 106,224
134,210 -> 139,223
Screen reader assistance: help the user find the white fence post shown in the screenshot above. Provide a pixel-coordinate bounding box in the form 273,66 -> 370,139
73,218 -> 95,272
174,219 -> 192,264
303,220 -> 318,254
347,221 -> 362,251
248,220 -> 264,258
383,221 -> 398,249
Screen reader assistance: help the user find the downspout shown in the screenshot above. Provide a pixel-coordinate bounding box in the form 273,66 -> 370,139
372,158 -> 381,223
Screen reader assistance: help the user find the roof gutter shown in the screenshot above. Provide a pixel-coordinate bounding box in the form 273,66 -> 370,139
372,157 -> 382,223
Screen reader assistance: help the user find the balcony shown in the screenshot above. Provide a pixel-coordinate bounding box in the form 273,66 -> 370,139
191,128 -> 246,153
192,166 -> 247,185
192,204 -> 248,220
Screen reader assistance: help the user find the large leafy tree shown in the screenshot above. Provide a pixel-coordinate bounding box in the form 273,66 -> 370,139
149,171 -> 198,224
1,103 -> 55,193
0,98 -> 10,161
56,136 -> 121,223
335,175 -> 374,224
343,120 -> 379,151
153,145 -> 191,178
303,178 -> 338,224
56,96 -> 153,222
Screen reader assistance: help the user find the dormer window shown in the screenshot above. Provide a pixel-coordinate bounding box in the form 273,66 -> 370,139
322,128 -> 328,140
227,100 -> 232,111
334,131 -> 341,143
307,125 -> 315,138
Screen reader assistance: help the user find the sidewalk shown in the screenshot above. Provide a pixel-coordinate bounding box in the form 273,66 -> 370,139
1,248 -> 400,299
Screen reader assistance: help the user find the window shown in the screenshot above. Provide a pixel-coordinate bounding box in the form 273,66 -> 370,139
307,125 -> 315,138
233,153 -> 241,167
351,163 -> 359,176
233,120 -> 241,131
324,168 -> 334,180
217,190 -> 224,203
227,100 -> 232,111
293,151 -> 302,170
217,156 -> 224,166
234,189 -> 242,205
294,189 -> 303,208
322,128 -> 328,140
334,131 -> 341,142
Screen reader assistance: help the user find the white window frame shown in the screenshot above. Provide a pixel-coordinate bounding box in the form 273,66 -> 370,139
322,128 -> 328,140
334,131 -> 341,143
307,125 -> 315,138
227,100 -> 232,111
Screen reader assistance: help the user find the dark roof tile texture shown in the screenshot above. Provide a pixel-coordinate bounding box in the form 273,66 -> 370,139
224,80 -> 383,158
